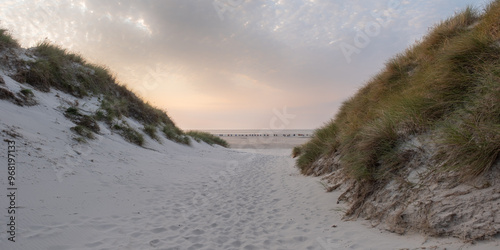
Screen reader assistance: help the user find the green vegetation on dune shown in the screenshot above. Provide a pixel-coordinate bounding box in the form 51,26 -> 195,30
186,131 -> 229,148
162,124 -> 190,145
21,41 -> 176,127
0,34 -> 229,147
111,121 -> 145,146
0,29 -> 19,49
143,124 -> 160,142
20,41 -> 184,145
295,1 -> 500,181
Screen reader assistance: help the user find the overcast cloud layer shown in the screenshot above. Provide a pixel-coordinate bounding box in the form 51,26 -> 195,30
0,0 -> 490,129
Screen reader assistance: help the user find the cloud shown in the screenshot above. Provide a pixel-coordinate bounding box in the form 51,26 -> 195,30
0,0 -> 486,129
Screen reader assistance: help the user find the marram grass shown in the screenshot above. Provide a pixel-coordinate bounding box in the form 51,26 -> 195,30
295,1 -> 500,180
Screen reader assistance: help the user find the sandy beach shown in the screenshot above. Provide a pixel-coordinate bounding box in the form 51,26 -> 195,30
2,1 -> 500,248
0,74 -> 498,249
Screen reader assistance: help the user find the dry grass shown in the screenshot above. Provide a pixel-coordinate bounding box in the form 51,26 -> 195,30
65,107 -> 100,141
295,121 -> 338,174
0,29 -> 19,49
162,124 -> 190,145
186,131 -> 229,148
436,62 -> 500,177
143,124 -> 160,142
4,36 -> 187,146
296,1 -> 500,180
111,121 -> 145,146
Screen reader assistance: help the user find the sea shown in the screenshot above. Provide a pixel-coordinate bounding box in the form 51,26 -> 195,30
201,129 -> 315,149
203,129 -> 315,138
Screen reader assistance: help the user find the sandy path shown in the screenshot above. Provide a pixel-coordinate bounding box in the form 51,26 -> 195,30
4,140 -> 498,250
156,149 -> 332,250
124,148 -> 497,250
78,149 -> 336,250
32,148 -> 483,250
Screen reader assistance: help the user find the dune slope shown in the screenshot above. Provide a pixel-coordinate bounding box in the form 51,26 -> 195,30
294,0 -> 500,241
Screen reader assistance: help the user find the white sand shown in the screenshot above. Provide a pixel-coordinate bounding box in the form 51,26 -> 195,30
1,73 -> 499,249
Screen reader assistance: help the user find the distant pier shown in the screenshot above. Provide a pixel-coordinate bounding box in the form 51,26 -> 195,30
214,133 -> 312,138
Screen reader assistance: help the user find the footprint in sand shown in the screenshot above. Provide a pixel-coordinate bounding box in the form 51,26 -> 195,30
191,229 -> 205,235
149,239 -> 160,247
151,227 -> 168,234
293,236 -> 308,242
130,232 -> 142,238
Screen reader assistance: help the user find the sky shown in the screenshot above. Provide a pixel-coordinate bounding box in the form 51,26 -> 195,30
0,0 -> 492,130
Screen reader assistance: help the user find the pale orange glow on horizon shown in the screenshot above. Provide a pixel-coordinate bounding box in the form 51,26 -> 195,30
0,0 -> 482,129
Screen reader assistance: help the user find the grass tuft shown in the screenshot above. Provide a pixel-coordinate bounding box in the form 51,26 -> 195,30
111,121 -> 145,146
0,29 -> 19,49
162,124 -> 190,145
296,122 -> 338,174
438,120 -> 500,177
65,106 -> 100,138
71,125 -> 95,139
143,124 -> 160,142
121,127 -> 145,146
20,88 -> 34,96
186,131 -> 229,148
292,146 -> 301,158
0,87 -> 16,100
35,41 -> 85,64
436,61 -> 500,177
65,107 -> 81,116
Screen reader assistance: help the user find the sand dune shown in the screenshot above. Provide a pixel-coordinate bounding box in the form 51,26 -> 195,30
1,73 -> 499,249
